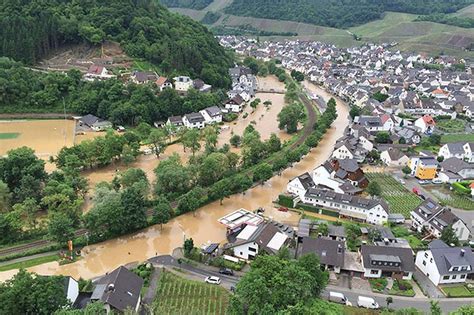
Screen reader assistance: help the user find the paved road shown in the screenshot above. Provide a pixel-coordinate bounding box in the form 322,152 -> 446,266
148,255 -> 472,313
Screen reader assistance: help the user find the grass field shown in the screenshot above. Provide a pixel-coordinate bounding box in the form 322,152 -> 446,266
0,254 -> 58,272
455,4 -> 474,18
0,132 -> 20,140
436,119 -> 466,133
366,173 -> 423,218
441,284 -> 474,297
153,270 -> 230,315
441,133 -> 474,143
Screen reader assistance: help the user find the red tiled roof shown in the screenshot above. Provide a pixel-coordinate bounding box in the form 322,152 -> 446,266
422,115 -> 436,125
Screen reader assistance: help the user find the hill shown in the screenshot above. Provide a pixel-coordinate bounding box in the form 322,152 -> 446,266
223,0 -> 474,28
0,0 -> 233,88
159,0 -> 213,9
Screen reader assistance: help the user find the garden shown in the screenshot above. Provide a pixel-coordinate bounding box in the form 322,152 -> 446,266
369,278 -> 387,292
436,119 -> 465,133
366,173 -> 423,218
441,133 -> 474,143
426,184 -> 474,211
388,279 -> 415,297
441,284 -> 474,297
153,270 -> 230,315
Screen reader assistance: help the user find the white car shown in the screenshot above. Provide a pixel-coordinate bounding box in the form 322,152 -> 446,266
205,276 -> 221,285
357,296 -> 379,309
432,178 -> 443,184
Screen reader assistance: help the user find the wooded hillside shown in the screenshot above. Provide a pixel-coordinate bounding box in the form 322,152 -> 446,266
159,0 -> 213,9
224,0 -> 474,28
0,0 -> 232,87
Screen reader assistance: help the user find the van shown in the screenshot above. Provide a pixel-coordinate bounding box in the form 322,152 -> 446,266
329,291 -> 348,305
357,296 -> 379,309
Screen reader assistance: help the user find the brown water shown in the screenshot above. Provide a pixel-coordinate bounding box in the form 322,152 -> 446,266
0,119 -> 102,172
0,81 -> 349,281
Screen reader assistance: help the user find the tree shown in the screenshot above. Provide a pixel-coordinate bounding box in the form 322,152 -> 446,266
148,129 -> 167,158
367,181 -> 382,197
230,134 -> 241,148
209,179 -> 232,205
440,225 -> 459,246
153,200 -> 171,229
366,149 -> 380,162
429,133 -> 441,146
267,133 -> 281,153
119,168 -> 149,190
253,163 -> 273,183
278,103 -> 305,133
386,296 -> 393,308
47,212 -> 75,244
121,144 -> 135,165
263,100 -> 272,107
437,155 -> 444,162
154,154 -> 192,199
290,69 -> 304,82
0,181 -> 11,211
182,128 -> 201,156
0,270 -> 69,315
176,186 -> 205,215
120,186 -> 148,234
203,126 -> 218,152
317,223 -> 329,236
375,131 -> 391,144
250,98 -> 261,110
349,106 -> 361,119
399,136 -> 406,144
430,300 -> 442,315
198,152 -> 229,186
0,210 -> 23,244
402,165 -> 412,176
183,238 -> 194,257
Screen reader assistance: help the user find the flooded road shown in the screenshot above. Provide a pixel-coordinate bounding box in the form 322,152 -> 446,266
0,81 -> 349,281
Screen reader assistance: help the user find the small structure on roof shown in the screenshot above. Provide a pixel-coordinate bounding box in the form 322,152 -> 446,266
202,243 -> 220,257
218,209 -> 264,233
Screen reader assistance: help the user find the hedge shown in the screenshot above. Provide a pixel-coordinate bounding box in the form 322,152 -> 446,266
321,209 -> 340,217
279,194 -> 295,207
297,203 -> 321,213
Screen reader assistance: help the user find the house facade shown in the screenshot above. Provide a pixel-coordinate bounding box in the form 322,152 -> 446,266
287,172 -> 315,200
183,112 -> 206,129
361,245 -> 415,280
408,156 -> 438,180
173,76 -> 193,92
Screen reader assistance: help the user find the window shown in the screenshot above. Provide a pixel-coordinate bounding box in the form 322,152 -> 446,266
461,266 -> 468,271
453,267 -> 458,272
423,260 -> 426,266
371,270 -> 378,275
460,274 -> 466,279
452,275 -> 457,280
424,253 -> 428,258
443,275 -> 450,280
430,258 -> 433,263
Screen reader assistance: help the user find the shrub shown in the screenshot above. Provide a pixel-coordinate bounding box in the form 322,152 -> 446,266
279,194 -> 295,207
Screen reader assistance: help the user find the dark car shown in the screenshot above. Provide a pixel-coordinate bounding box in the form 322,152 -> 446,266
219,268 -> 234,276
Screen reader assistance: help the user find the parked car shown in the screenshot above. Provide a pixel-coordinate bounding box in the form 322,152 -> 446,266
418,180 -> 430,185
412,187 -> 420,195
329,291 -> 350,305
278,207 -> 288,212
419,194 -> 426,200
205,276 -> 221,285
219,268 -> 234,276
357,296 -> 379,309
432,178 -> 443,184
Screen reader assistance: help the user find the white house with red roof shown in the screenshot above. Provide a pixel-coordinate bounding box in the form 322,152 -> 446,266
84,65 -> 115,81
414,115 -> 436,134
431,88 -> 450,100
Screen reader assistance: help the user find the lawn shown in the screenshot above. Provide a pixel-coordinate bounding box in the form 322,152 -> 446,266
0,254 -> 58,272
0,132 -> 20,140
441,133 -> 474,143
441,284 -> 474,297
366,173 -> 423,218
153,270 -> 230,315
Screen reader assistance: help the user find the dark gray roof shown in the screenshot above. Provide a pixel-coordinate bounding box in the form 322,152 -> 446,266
412,198 -> 442,221
338,159 -> 360,173
440,157 -> 473,173
185,112 -> 205,123
92,266 -> 144,312
168,116 -> 183,125
297,219 -> 311,238
301,237 -> 345,268
384,147 -> 407,161
297,172 -> 315,190
305,188 -> 389,212
356,116 -> 383,128
203,243 -> 219,254
445,142 -> 465,155
428,240 -> 474,275
205,106 -> 222,117
361,245 -> 415,272
328,225 -> 346,238
80,114 -> 99,126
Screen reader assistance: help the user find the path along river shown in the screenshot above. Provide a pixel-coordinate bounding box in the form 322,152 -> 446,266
0,80 -> 349,281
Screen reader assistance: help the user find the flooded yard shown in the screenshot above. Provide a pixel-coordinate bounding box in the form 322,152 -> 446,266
0,80 -> 350,282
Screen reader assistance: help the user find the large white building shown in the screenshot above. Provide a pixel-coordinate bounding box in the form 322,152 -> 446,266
415,240 -> 474,286
303,188 -> 389,225
173,76 -> 193,92
287,172 -> 315,200
438,142 -> 474,163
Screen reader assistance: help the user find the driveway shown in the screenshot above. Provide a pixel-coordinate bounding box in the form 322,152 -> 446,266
414,269 -> 444,298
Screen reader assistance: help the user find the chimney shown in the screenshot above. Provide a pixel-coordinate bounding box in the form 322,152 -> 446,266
461,249 -> 465,257
108,284 -> 115,292
337,244 -> 343,253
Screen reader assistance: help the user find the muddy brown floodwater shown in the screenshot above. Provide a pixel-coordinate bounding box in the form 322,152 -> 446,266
0,80 -> 349,282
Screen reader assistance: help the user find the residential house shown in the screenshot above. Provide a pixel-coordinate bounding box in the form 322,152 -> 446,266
331,141 -> 355,160
301,237 -> 345,273
408,156 -> 438,180
183,112 -> 206,129
173,76 -> 193,92
380,147 -> 409,167
166,116 -> 184,128
200,106 -> 223,124
64,277 -> 79,305
193,79 -> 212,93
311,163 -> 362,195
415,240 -> 474,286
438,142 -> 474,163
328,159 -> 369,189
131,71 -> 157,84
84,65 -> 114,81
361,245 -> 415,280
440,157 -> 474,180
328,225 -> 346,241
414,115 -> 436,134
287,172 -> 315,200
303,188 -> 389,225
90,266 -> 144,313
410,199 -> 471,241
225,95 -> 245,113
155,77 -> 173,91
225,222 -> 289,260
79,114 -> 112,132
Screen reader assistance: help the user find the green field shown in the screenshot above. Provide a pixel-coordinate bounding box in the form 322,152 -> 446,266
436,119 -> 466,133
366,173 -> 423,218
0,254 -> 58,272
441,284 -> 474,297
441,133 -> 474,143
153,270 -> 230,315
0,132 -> 20,140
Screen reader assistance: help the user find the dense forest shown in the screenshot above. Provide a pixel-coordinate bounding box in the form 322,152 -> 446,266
416,14 -> 474,28
159,0 -> 213,9
224,0 -> 474,28
0,0 -> 232,87
0,59 -> 225,125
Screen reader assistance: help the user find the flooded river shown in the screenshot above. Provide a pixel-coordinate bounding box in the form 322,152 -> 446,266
0,80 -> 349,281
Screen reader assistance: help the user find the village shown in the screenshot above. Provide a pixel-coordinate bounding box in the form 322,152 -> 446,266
0,36 -> 473,314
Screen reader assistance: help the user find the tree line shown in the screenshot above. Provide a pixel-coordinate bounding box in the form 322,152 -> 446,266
0,0 -> 233,88
0,59 -> 225,126
416,14 -> 474,28
224,0 -> 474,28
160,0 -> 213,9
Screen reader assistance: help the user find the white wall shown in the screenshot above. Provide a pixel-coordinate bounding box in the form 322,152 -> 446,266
453,220 -> 471,241
233,242 -> 258,260
66,277 -> 79,304
363,268 -> 382,278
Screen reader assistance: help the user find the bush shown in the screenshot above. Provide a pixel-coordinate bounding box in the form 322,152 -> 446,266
321,209 -> 339,217
279,194 -> 295,207
209,256 -> 245,271
369,278 -> 388,292
223,113 -> 238,122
